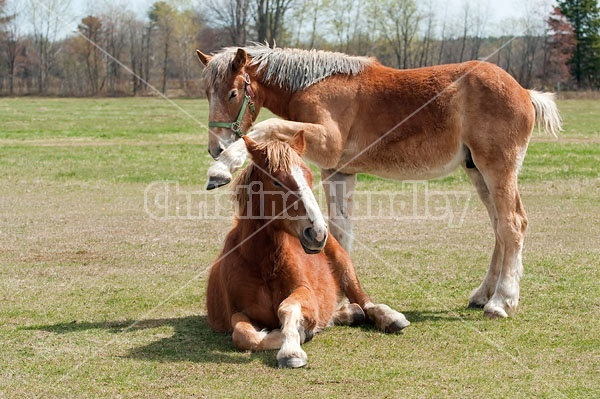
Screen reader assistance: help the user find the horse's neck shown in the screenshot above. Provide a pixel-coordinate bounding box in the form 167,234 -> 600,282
236,218 -> 281,252
255,78 -> 293,120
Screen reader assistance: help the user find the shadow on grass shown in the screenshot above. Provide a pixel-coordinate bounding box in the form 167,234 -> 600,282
24,307 -> 480,367
401,308 -> 482,324
24,315 -> 277,367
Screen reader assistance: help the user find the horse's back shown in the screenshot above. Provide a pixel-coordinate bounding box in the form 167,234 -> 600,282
323,60 -> 534,177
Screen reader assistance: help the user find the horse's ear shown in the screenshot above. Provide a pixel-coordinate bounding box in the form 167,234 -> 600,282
242,136 -> 266,164
196,50 -> 211,66
290,130 -> 306,155
232,48 -> 247,72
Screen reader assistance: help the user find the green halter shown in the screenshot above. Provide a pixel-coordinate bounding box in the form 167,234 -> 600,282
208,73 -> 256,138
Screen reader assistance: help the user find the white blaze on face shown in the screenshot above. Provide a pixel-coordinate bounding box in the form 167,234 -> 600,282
290,165 -> 327,242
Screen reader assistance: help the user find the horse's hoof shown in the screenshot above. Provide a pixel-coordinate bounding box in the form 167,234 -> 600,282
206,176 -> 231,190
385,318 -> 410,333
278,357 -> 307,369
483,306 -> 509,319
468,301 -> 485,309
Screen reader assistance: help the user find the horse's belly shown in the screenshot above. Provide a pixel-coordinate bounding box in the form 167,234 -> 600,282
337,142 -> 465,180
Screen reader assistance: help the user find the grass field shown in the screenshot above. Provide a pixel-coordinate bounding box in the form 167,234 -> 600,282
0,97 -> 598,398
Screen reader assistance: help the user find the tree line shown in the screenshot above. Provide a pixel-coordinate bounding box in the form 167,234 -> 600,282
0,0 -> 598,97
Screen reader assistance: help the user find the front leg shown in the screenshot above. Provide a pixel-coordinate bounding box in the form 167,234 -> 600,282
325,240 -> 410,333
276,287 -> 318,369
206,118 -> 343,189
321,169 -> 356,252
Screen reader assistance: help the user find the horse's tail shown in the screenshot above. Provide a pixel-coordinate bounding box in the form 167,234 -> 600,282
529,90 -> 562,137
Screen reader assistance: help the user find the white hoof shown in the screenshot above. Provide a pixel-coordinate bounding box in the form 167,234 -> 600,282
365,304 -> 410,333
483,292 -> 519,318
276,345 -> 307,369
483,303 -> 509,319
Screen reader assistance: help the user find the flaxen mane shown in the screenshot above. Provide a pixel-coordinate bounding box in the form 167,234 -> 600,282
232,140 -> 303,214
204,44 -> 374,92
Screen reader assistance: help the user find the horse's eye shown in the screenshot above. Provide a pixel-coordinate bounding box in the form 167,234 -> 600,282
229,90 -> 237,100
273,179 -> 282,187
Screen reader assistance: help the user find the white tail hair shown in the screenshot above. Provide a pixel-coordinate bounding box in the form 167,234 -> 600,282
529,90 -> 562,137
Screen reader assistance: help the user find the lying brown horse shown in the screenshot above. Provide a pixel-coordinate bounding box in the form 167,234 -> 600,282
206,131 -> 409,368
197,44 -> 562,319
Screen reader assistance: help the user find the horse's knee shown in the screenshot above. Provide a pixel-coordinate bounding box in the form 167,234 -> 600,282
279,301 -> 313,330
496,214 -> 526,245
519,211 -> 528,235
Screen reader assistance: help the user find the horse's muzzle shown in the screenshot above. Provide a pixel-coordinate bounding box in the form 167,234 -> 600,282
300,227 -> 327,254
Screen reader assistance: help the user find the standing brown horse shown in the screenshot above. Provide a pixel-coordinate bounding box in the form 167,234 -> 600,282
206,131 -> 409,368
197,44 -> 562,319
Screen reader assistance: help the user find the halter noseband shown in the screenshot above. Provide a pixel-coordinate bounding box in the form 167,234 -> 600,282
208,73 -> 256,138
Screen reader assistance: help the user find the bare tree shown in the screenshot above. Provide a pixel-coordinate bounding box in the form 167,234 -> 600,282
468,2 -> 489,60
77,15 -> 103,95
458,1 -> 470,62
326,0 -> 361,52
205,0 -> 250,45
253,0 -> 294,43
174,9 -> 202,94
370,0 -> 421,68
26,0 -> 72,94
149,1 -> 177,95
515,0 -> 548,87
124,14 -> 145,95
437,3 -> 450,64
101,5 -> 128,96
287,0 -> 331,48
2,0 -> 23,95
416,0 -> 436,67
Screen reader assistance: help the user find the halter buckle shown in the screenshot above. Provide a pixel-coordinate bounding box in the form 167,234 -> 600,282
231,121 -> 243,137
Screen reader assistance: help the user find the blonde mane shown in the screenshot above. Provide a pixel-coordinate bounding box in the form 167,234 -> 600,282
233,140 -> 304,215
204,43 -> 373,92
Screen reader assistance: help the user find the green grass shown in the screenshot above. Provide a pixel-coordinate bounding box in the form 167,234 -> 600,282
0,97 -> 599,398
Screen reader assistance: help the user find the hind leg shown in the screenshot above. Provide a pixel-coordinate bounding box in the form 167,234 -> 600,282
231,313 -> 284,351
463,165 -> 503,307
470,154 -> 528,318
324,241 -> 410,332
231,312 -> 284,351
484,183 -> 527,318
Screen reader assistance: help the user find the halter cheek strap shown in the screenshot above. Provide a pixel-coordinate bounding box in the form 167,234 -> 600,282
208,73 -> 256,138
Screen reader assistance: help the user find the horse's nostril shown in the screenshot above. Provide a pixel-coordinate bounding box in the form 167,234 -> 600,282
303,227 -> 314,241
304,227 -> 326,243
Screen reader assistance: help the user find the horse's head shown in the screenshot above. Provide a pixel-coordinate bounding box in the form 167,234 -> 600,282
197,48 -> 259,159
238,131 -> 328,254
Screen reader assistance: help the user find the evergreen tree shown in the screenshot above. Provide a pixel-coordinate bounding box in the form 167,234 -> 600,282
557,0 -> 600,88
